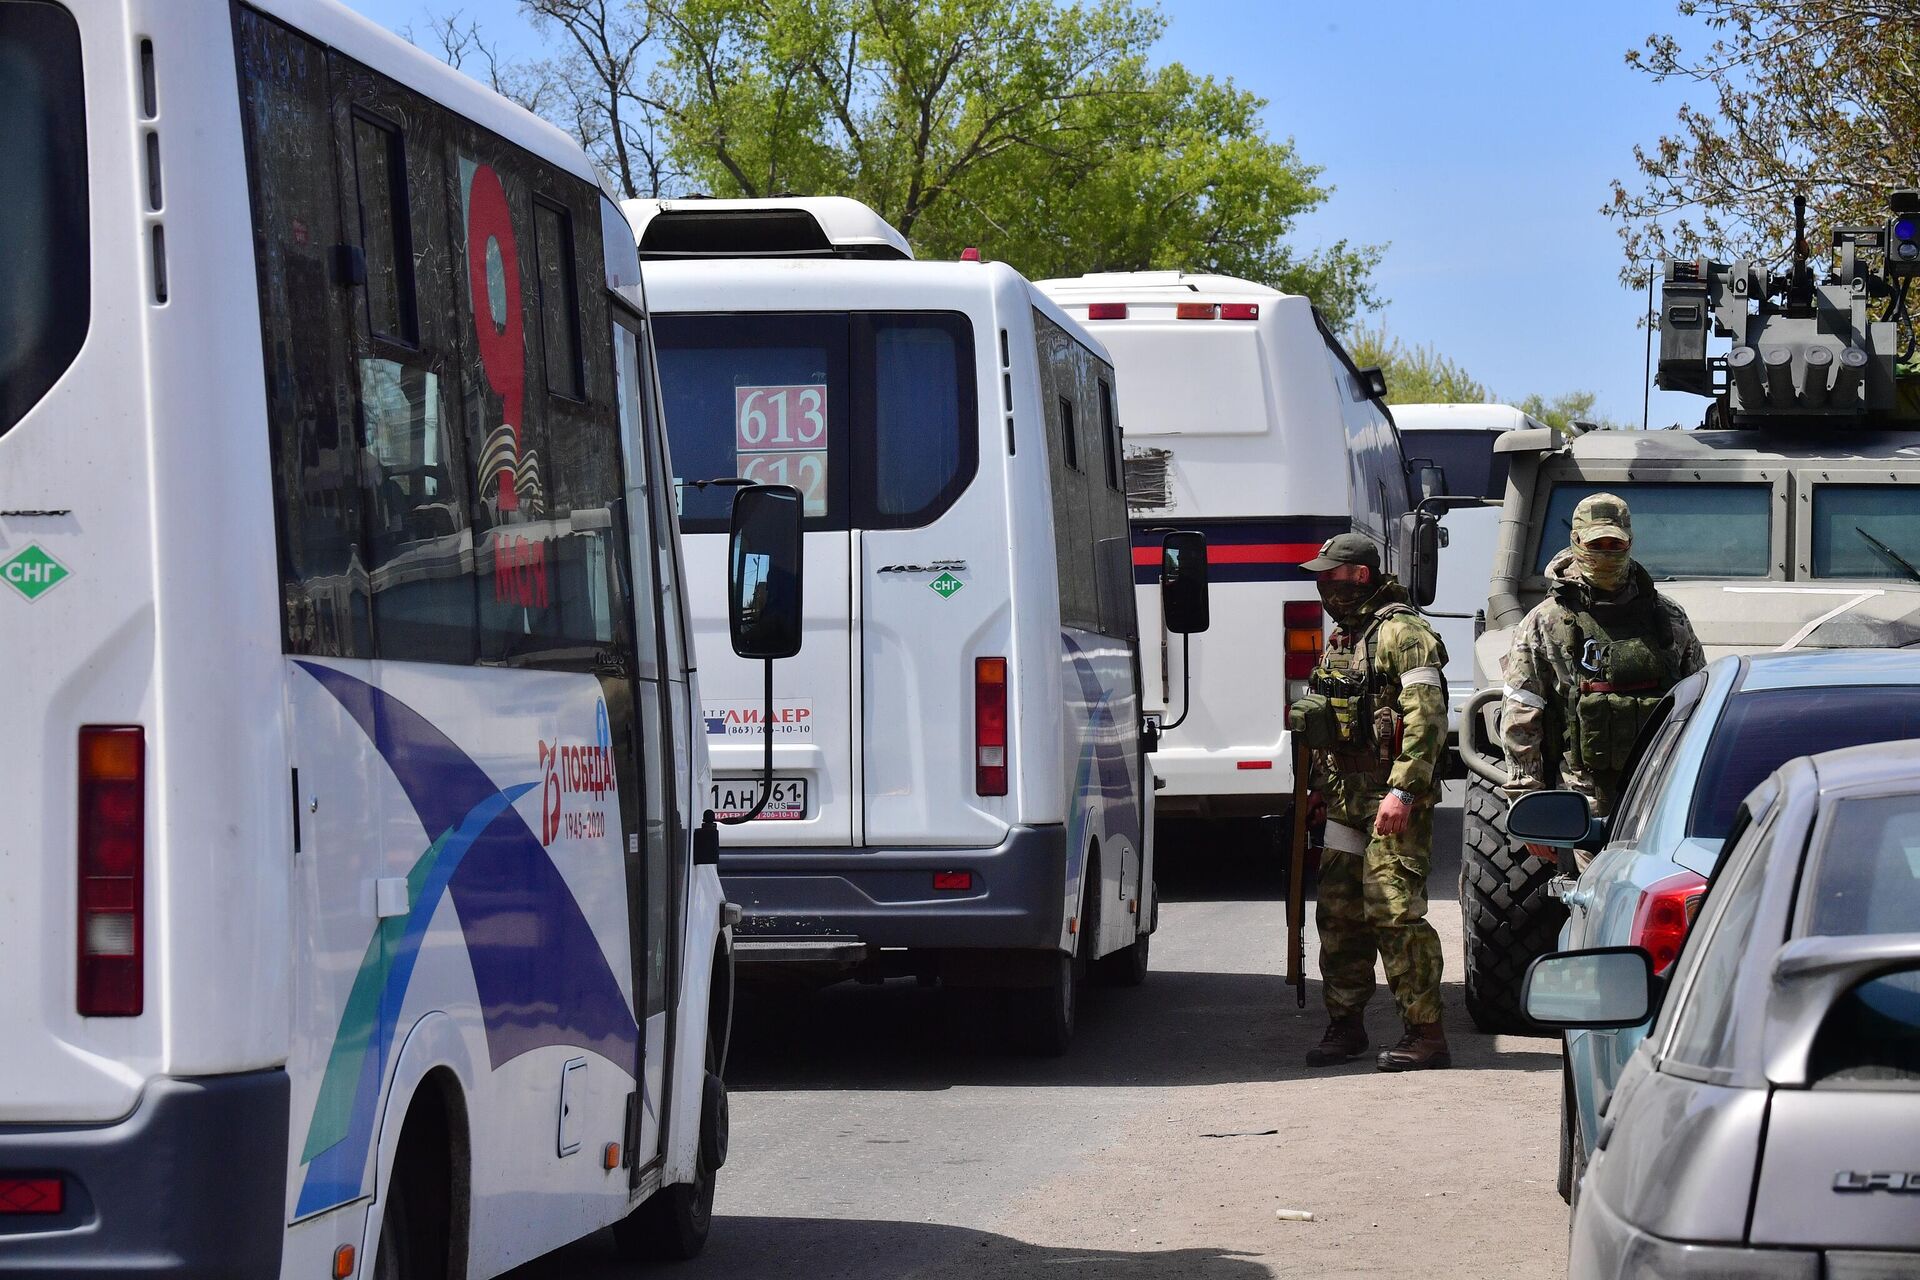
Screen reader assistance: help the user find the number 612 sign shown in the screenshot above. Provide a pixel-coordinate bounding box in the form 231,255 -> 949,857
736,384 -> 828,516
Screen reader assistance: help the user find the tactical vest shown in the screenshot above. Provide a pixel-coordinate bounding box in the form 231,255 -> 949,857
1294,604 -> 1415,775
1563,593 -> 1675,776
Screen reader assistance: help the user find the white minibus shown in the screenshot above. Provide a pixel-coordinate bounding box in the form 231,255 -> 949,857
1037,272 -> 1424,844
0,2 -> 794,1275
625,198 -> 1200,1054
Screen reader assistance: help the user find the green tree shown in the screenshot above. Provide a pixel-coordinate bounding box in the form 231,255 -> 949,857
1514,391 -> 1621,433
488,0 -> 1382,326
1609,0 -> 1920,284
1345,324 -> 1489,405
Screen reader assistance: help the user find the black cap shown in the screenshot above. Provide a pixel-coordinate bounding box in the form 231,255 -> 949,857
1301,531 -> 1381,574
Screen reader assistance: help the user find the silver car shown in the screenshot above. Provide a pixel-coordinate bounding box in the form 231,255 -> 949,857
1520,740 -> 1920,1278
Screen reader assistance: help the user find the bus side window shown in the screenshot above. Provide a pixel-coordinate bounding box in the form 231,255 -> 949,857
238,13 -> 371,659
1099,378 -> 1120,492
349,112 -> 417,346
534,197 -> 585,401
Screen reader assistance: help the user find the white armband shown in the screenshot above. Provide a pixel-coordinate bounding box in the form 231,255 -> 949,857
1400,666 -> 1444,689
1503,684 -> 1547,710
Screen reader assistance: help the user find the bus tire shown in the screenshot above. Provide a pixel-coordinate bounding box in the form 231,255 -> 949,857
1011,950 -> 1076,1056
1095,925 -> 1149,987
1458,772 -> 1565,1034
374,1094 -> 454,1280
612,1039 -> 721,1262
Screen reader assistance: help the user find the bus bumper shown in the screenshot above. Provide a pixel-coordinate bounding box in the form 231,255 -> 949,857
722,823 -> 1068,955
0,1070 -> 289,1278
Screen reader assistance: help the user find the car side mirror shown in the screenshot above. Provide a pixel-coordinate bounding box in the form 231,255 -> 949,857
1160,530 -> 1210,634
1508,789 -> 1608,851
1523,947 -> 1655,1029
728,484 -> 804,660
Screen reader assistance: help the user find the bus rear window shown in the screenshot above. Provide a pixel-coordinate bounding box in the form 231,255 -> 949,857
654,311 -> 976,532
1532,482 -> 1771,578
0,0 -> 89,438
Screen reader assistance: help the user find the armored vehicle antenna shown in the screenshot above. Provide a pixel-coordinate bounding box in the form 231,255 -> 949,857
1655,190 -> 1920,426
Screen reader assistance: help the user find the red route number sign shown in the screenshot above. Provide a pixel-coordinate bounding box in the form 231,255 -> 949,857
736,384 -> 828,515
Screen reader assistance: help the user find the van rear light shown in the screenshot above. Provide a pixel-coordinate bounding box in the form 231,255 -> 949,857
1220,303 -> 1259,320
78,726 -> 144,1017
1629,869 -> 1708,975
975,658 -> 1008,796
1175,302 -> 1217,320
1086,303 -> 1127,320
0,1177 -> 63,1214
1283,600 -> 1324,681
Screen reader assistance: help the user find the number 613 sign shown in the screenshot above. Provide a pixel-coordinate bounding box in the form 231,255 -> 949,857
736,384 -> 828,516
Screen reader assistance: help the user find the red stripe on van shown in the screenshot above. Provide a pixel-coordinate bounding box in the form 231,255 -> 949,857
1130,542 -> 1320,567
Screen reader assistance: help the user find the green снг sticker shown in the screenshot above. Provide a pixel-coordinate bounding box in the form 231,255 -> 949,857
1,543 -> 70,601
929,572 -> 964,599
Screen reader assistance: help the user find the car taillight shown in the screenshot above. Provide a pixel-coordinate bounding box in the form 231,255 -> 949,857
1086,302 -> 1127,320
976,658 -> 1008,796
1629,869 -> 1708,975
78,726 -> 144,1017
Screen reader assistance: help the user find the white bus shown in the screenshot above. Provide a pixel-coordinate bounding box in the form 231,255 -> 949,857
624,198 -> 1203,1054
0,2 -> 795,1275
1037,272 -> 1423,845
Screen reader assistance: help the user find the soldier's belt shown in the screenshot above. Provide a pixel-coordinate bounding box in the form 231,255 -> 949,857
1323,821 -> 1369,855
1577,679 -> 1660,694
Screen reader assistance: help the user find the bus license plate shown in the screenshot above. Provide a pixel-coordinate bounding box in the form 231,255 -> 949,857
710,777 -> 808,821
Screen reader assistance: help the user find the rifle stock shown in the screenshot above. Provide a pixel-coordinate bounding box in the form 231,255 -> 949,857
1286,739 -> 1311,1008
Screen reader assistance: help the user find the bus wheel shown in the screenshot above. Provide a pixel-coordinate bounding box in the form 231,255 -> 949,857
1010,950 -> 1076,1056
612,1039 -> 721,1262
1095,926 -> 1150,988
374,1100 -> 453,1280
372,1179 -> 413,1280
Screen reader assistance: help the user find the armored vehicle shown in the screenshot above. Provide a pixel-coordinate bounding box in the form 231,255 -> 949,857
1456,195 -> 1920,1032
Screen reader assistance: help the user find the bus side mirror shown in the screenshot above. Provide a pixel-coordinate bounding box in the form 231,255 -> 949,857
1398,510 -> 1440,609
1160,530 -> 1210,634
728,484 -> 804,659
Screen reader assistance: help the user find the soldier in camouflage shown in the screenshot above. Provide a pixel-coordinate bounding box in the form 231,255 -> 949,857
1501,493 -> 1705,866
1289,533 -> 1453,1071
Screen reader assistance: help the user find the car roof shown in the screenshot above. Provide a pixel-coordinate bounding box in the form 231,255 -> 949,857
1806,735 -> 1920,791
1736,648 -> 1920,692
1390,403 -> 1549,434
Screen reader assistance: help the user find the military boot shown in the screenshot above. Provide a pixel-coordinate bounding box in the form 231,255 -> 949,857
1376,1022 -> 1451,1071
1304,1016 -> 1369,1067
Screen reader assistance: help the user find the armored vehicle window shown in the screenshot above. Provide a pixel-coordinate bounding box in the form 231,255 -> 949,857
1688,686 -> 1920,839
1531,482 -> 1770,579
1810,485 -> 1920,580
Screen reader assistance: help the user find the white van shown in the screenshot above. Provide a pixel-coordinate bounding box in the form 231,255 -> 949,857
1037,272 -> 1420,837
626,200 -> 1190,1053
0,3 -> 786,1274
1392,403 -> 1545,732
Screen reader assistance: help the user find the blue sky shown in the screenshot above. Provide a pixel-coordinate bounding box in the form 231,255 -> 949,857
344,0 -> 1712,428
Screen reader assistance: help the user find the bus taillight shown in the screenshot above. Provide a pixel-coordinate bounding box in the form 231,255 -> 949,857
77,726 -> 144,1017
975,658 -> 1009,796
1283,601 -> 1324,709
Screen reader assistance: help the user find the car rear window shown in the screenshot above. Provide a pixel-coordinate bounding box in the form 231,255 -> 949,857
1689,686 -> 1920,838
654,311 -> 976,533
1532,482 -> 1771,578
0,0 -> 90,438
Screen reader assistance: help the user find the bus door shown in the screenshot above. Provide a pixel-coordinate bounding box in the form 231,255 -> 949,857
853,313 -> 1003,847
654,312 -> 856,845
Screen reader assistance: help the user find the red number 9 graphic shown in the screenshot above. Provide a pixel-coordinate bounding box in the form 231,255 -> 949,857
465,162 -> 525,511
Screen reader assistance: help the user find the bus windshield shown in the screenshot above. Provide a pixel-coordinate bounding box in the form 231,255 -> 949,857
654,311 -> 977,533
1532,481 -> 1772,579
1811,485 -> 1920,580
0,0 -> 90,437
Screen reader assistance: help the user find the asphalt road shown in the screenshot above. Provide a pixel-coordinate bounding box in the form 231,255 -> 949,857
513,783 -> 1568,1279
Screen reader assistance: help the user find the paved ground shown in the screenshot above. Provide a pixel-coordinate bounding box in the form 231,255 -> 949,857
515,783 -> 1568,1278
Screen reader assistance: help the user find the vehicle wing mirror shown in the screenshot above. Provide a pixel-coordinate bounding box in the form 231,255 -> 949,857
1160,530 -> 1210,635
1507,789 -> 1596,846
1415,462 -> 1446,502
728,484 -> 804,660
1522,947 -> 1655,1029
1396,510 -> 1441,609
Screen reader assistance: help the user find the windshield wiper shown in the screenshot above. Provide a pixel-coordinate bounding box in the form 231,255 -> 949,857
1855,526 -> 1920,584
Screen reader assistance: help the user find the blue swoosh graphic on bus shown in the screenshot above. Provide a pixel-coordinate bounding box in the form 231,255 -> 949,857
292,662 -> 641,1214
1061,636 -> 1143,871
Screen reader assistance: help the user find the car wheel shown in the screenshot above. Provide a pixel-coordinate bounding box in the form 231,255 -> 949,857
611,1038 -> 722,1261
1095,925 -> 1149,988
1459,772 -> 1567,1033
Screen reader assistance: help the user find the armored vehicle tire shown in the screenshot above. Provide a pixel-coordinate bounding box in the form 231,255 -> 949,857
1458,772 -> 1566,1034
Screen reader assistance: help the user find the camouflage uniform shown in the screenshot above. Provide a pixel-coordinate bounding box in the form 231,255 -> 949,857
1304,580 -> 1450,1028
1502,540 -> 1705,820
